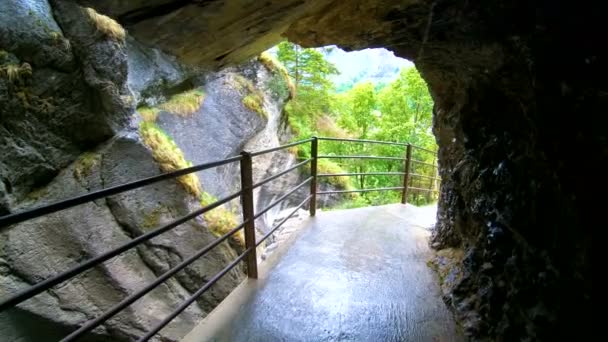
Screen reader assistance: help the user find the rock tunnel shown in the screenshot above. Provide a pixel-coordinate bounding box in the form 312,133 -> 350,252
1,0 -> 598,340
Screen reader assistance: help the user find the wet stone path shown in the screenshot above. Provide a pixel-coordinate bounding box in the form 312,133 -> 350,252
184,204 -> 462,342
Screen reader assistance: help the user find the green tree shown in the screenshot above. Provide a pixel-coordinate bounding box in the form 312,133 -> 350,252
276,41 -> 340,146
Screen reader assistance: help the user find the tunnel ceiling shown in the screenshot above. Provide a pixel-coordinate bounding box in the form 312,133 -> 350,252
74,0 -> 598,340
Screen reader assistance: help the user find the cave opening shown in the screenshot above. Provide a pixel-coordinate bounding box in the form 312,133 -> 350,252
1,0 -> 596,341
264,40 -> 440,210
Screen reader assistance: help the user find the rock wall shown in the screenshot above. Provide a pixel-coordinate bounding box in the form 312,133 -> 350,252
2,0 -> 600,341
1,1 -> 330,339
71,0 -> 598,340
0,1 -> 299,341
0,0 -> 132,211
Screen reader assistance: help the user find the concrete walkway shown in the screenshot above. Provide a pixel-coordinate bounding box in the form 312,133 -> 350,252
184,204 -> 462,342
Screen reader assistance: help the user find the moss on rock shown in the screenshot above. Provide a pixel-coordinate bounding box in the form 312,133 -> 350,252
73,152 -> 100,182
83,7 -> 125,41
242,94 -> 266,118
201,192 -> 245,247
137,106 -> 159,122
158,89 -> 205,117
259,52 -> 295,98
139,122 -> 201,197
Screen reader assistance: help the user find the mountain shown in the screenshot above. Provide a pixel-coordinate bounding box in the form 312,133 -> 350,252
320,46 -> 413,91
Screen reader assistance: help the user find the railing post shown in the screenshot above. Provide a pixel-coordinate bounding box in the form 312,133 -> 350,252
427,155 -> 436,203
240,151 -> 258,279
401,144 -> 412,204
309,137 -> 318,216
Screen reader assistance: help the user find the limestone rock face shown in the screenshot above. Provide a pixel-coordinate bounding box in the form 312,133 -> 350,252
0,135 -> 243,341
74,0 -> 597,340
0,0 -> 132,210
1,0 -> 599,340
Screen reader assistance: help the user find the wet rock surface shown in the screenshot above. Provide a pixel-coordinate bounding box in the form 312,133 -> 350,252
1,0 -> 600,340
189,204 -> 462,342
78,0 -> 597,339
0,0 -> 132,209
0,135 -> 244,341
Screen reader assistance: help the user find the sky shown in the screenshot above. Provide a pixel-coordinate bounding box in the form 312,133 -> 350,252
321,46 -> 414,88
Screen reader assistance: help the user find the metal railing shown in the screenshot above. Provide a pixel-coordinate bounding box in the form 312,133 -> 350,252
314,137 -> 440,204
0,136 -> 438,341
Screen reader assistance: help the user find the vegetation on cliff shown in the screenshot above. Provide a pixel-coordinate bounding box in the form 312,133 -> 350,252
159,89 -> 205,116
139,121 -> 243,245
273,42 -> 437,207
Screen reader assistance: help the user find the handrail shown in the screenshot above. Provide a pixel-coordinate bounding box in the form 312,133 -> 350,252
409,172 -> 440,180
254,177 -> 313,220
318,172 -> 405,177
253,159 -> 311,189
60,221 -> 247,341
250,138 -> 313,157
318,187 -> 404,195
317,136 -> 407,147
257,195 -> 312,247
410,159 -> 437,167
137,247 -> 254,342
0,189 -> 243,311
0,155 -> 243,230
0,135 -> 439,342
317,155 -> 405,161
317,136 -> 437,153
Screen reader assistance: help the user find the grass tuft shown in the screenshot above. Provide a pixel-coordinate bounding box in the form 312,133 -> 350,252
1,63 -> 32,83
84,7 -> 125,41
138,106 -> 160,122
242,94 -> 266,118
259,52 -> 296,98
201,192 -> 245,247
158,89 -> 205,117
316,115 -> 350,139
232,75 -> 267,118
139,122 -> 201,197
73,152 -> 99,181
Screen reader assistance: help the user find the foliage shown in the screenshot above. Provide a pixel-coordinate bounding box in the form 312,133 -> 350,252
229,75 -> 268,118
276,41 -> 339,119
73,152 -> 99,182
274,42 -> 438,208
266,74 -> 291,101
201,192 -> 245,247
242,94 -> 266,118
159,89 -> 205,117
137,107 -> 159,122
259,52 -> 295,98
0,63 -> 32,84
140,122 -> 243,245
139,122 -> 201,197
84,7 -> 125,41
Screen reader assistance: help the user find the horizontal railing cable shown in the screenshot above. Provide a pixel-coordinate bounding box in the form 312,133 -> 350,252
317,172 -> 405,177
318,137 -> 437,154
253,177 -> 313,220
0,135 -> 441,342
411,145 -> 438,154
252,159 -> 311,189
317,155 -> 405,161
410,159 -> 437,167
250,138 -> 313,157
407,187 -> 440,193
409,173 -> 440,180
137,247 -> 253,342
0,190 -> 243,311
0,155 -> 243,230
317,137 -> 407,147
318,186 -> 404,195
60,221 -> 247,342
256,195 -> 312,247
